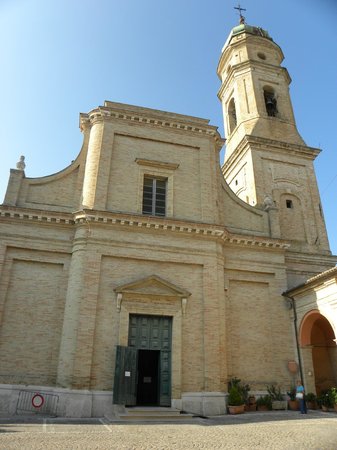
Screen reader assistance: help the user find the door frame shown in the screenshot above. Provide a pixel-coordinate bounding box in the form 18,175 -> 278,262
113,275 -> 190,404
128,314 -> 172,406
119,304 -> 181,402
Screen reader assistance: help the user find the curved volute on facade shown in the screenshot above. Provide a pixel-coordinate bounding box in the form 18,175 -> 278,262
2,140 -> 88,213
217,24 -> 305,159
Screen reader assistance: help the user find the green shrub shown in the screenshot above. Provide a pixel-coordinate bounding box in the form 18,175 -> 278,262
329,387 -> 337,405
256,395 -> 272,409
228,377 -> 250,404
317,390 -> 334,408
305,392 -> 316,402
267,385 -> 284,401
228,386 -> 244,406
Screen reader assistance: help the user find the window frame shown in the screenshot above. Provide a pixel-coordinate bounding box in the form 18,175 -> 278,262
136,158 -> 179,218
286,199 -> 293,209
142,176 -> 167,217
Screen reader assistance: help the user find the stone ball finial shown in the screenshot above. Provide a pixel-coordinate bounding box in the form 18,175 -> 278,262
16,155 -> 26,170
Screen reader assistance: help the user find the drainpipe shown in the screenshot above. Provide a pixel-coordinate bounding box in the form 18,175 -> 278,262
284,295 -> 304,385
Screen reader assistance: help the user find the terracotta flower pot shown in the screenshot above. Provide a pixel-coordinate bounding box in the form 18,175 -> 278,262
228,404 -> 245,415
306,401 -> 317,410
257,405 -> 269,411
246,404 -> 257,411
288,400 -> 299,411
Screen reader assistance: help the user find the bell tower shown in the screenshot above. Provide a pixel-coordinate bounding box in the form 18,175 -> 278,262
217,19 -> 331,263
218,22 -> 305,162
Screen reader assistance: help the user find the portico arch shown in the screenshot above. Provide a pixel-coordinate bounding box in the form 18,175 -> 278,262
300,310 -> 337,394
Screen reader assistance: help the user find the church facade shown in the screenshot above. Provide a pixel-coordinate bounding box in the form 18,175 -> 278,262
0,22 -> 336,417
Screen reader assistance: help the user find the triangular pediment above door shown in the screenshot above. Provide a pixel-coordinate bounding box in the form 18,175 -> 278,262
114,275 -> 191,298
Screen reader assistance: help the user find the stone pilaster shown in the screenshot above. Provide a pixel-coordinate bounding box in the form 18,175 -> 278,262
202,257 -> 223,391
56,224 -> 88,387
72,250 -> 102,389
3,169 -> 24,206
81,116 -> 105,209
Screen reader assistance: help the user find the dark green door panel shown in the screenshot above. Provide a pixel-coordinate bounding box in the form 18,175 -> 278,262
113,345 -> 138,405
159,350 -> 171,406
128,314 -> 172,406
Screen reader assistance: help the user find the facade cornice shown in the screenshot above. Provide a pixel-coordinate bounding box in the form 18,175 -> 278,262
79,104 -> 225,151
74,210 -> 289,249
223,232 -> 289,250
74,209 -> 227,238
0,205 -> 74,225
0,205 -> 289,250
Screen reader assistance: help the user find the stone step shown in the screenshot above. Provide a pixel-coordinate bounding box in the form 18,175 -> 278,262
120,407 -> 194,421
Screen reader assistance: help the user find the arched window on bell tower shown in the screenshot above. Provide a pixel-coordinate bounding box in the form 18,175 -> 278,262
228,98 -> 237,134
264,86 -> 278,117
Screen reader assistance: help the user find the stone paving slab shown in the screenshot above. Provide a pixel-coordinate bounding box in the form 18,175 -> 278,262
0,411 -> 337,449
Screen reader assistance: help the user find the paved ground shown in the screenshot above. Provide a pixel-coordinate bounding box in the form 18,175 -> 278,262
1,410 -> 337,449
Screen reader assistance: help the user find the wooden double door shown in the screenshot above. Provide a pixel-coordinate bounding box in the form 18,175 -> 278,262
113,314 -> 172,406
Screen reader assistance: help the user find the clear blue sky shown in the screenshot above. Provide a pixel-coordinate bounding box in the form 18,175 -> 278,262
1,0 -> 336,255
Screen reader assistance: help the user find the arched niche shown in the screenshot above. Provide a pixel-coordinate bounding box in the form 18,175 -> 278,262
263,85 -> 278,117
228,97 -> 237,134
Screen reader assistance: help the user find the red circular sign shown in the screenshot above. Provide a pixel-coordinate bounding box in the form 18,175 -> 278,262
32,393 -> 44,409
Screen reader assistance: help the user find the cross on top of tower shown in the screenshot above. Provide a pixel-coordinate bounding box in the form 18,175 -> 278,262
234,4 -> 246,24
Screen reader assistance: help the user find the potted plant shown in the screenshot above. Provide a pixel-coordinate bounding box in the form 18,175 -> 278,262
287,387 -> 299,411
267,385 -> 287,410
228,378 -> 250,403
228,385 -> 245,414
256,395 -> 272,411
305,392 -> 317,410
329,387 -> 337,412
228,377 -> 250,411
247,395 -> 257,411
317,390 -> 333,411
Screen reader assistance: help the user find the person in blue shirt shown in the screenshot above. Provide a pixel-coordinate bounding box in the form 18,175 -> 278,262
296,379 -> 307,414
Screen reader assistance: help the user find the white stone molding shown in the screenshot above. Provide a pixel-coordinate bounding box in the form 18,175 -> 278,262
135,158 -> 179,171
181,298 -> 187,315
116,293 -> 123,312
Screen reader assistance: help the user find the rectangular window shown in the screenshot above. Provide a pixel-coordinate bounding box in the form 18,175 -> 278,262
286,199 -> 293,209
142,177 -> 166,216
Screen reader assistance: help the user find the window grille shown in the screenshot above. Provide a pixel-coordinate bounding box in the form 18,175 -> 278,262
142,177 -> 166,216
